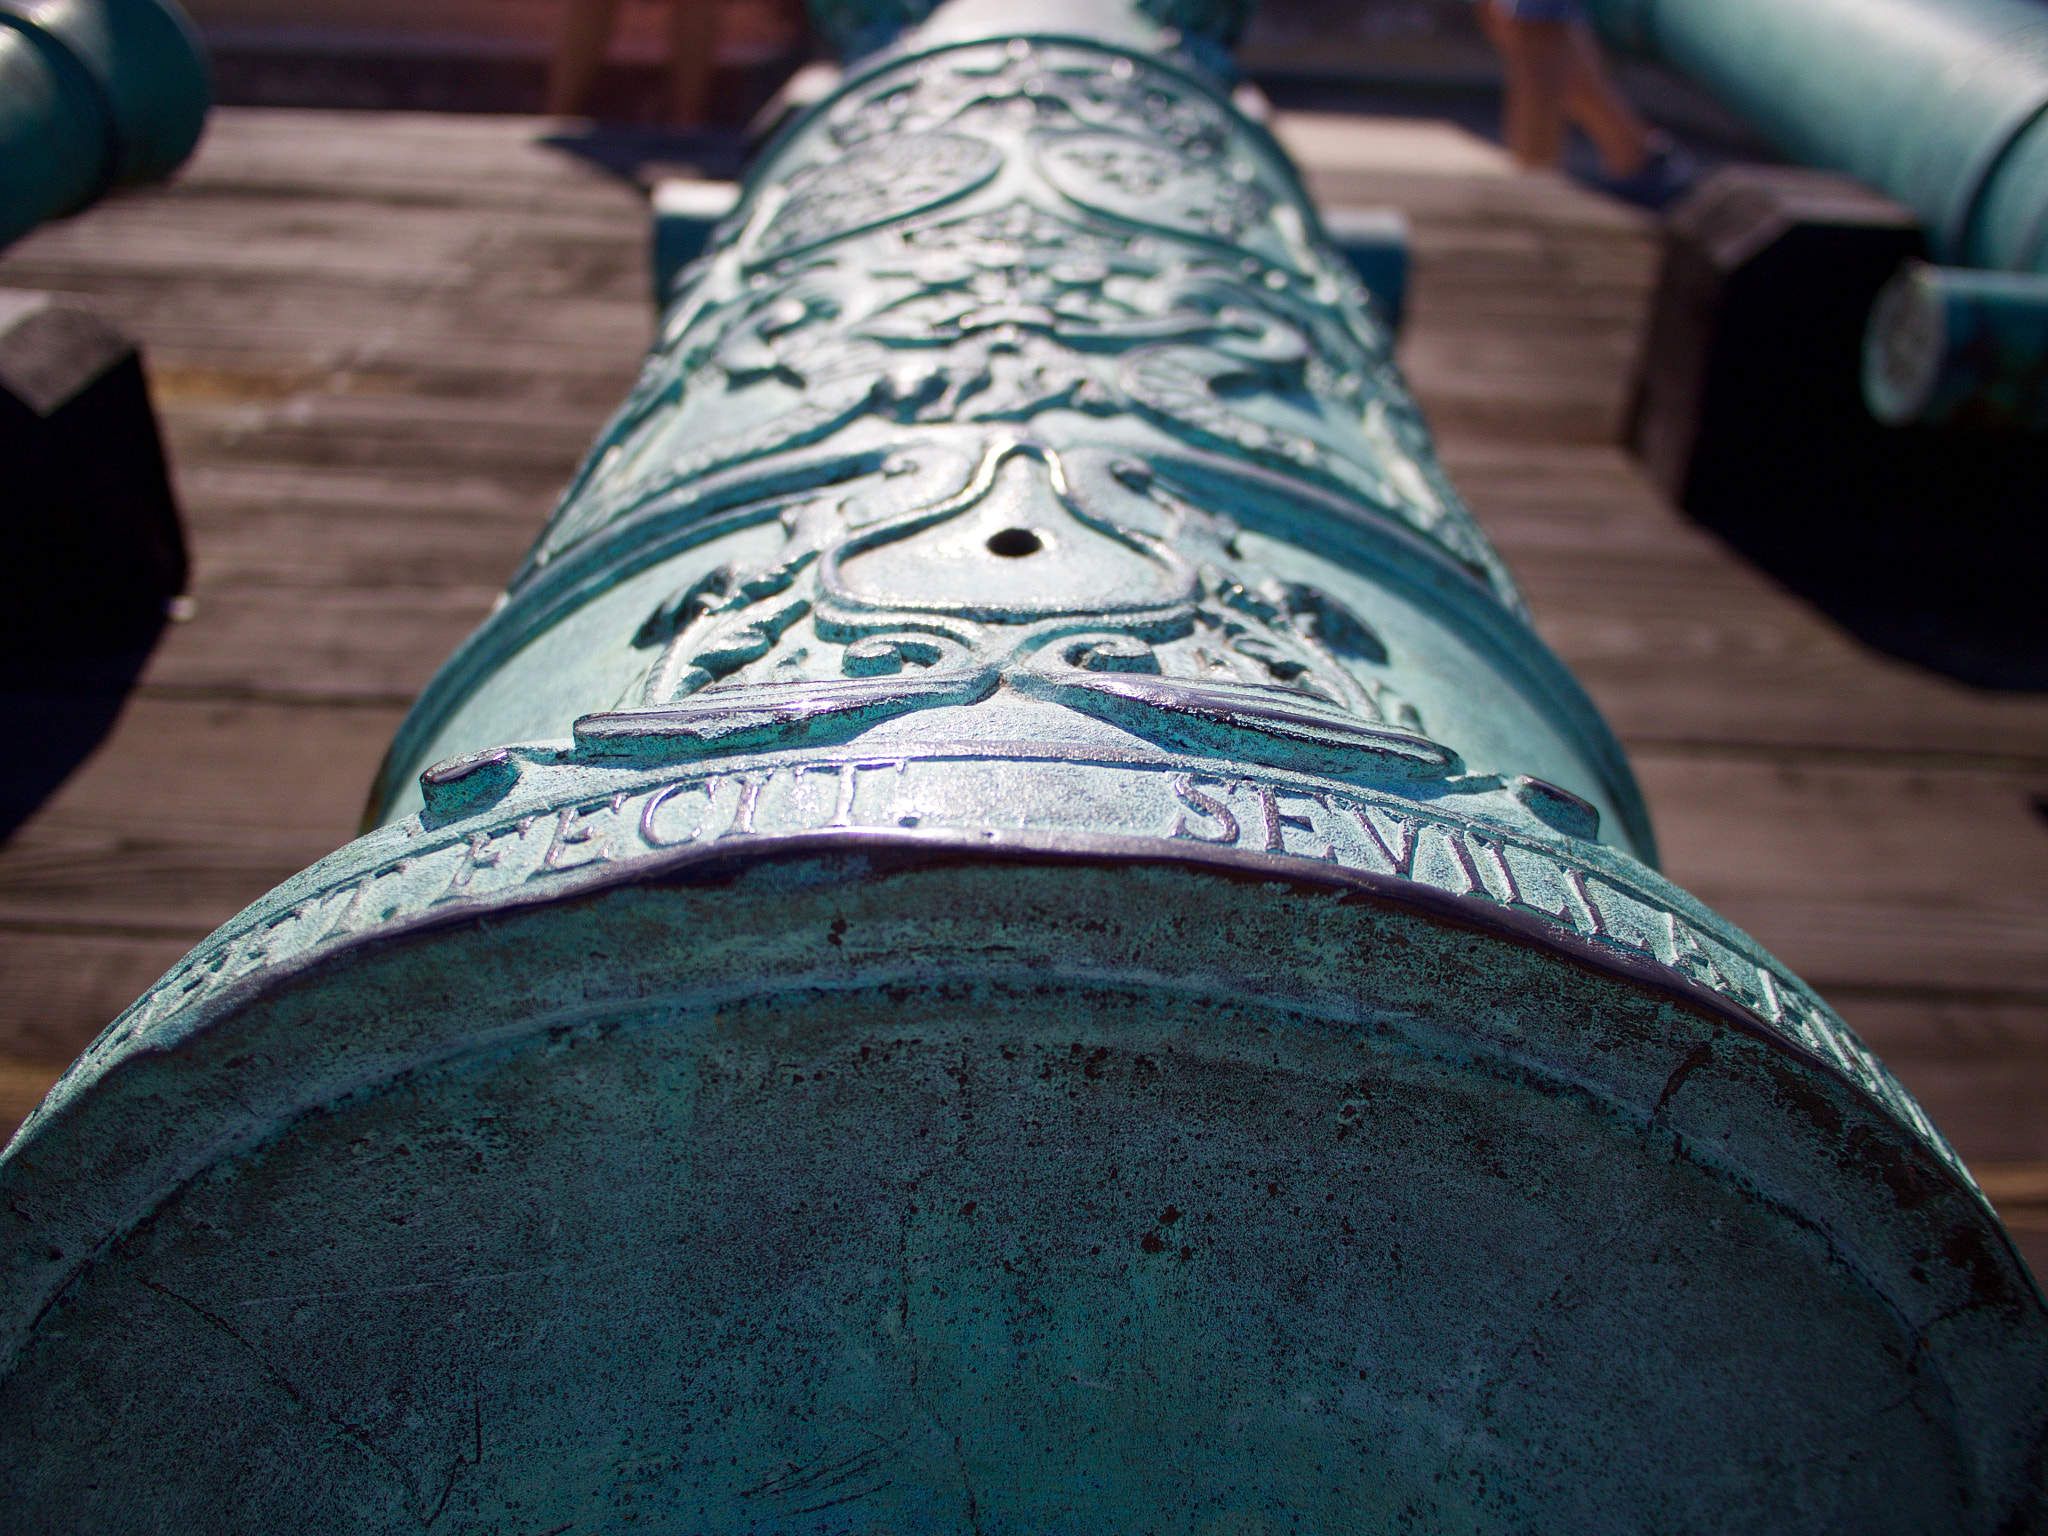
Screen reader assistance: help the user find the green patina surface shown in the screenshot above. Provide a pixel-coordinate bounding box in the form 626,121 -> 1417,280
3,2 -> 2045,1528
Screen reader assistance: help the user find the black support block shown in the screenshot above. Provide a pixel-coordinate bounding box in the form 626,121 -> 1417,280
0,291 -> 186,654
0,292 -> 185,839
1629,167 -> 2048,690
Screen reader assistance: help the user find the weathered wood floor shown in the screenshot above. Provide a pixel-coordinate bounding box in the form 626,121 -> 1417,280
4,108 -> 2045,1270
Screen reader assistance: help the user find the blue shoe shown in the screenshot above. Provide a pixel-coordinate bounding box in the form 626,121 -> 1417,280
1588,143 -> 1700,211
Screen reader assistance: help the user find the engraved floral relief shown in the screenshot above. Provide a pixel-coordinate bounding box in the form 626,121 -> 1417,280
525,38 -> 1520,624
807,1 -> 1253,67
825,43 -> 1236,161
1038,131 -> 1272,241
756,133 -> 1002,260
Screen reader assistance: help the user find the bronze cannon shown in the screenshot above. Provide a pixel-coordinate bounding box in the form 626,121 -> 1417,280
3,2 -> 2043,1529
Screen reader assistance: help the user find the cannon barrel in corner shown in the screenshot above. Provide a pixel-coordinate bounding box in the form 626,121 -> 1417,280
1,3 -> 2043,1531
0,0 -> 210,249
1586,0 -> 2048,272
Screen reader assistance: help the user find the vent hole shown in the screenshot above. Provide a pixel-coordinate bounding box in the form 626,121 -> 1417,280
986,527 -> 1044,558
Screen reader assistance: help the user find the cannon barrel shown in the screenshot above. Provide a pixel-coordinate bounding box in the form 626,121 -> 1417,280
1583,0 -> 2048,431
0,0 -> 210,250
4,2 -> 2046,1528
1586,0 -> 2048,272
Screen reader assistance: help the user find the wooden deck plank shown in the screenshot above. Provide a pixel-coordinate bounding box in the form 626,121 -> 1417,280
96,109 -> 646,208
145,591 -> 498,701
169,504 -> 534,591
1448,441 -> 2048,758
1307,166 -> 1656,443
0,934 -> 194,1063
1638,752 -> 2048,995
159,392 -> 619,479
172,460 -> 567,524
0,697 -> 406,933
4,230 -> 654,332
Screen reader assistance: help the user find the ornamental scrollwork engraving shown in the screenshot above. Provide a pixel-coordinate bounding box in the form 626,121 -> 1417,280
614,437 -> 1434,780
756,132 -> 1002,260
524,41 -> 1520,612
810,0 -> 1252,59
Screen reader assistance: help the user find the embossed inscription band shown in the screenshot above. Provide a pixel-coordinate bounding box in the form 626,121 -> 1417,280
59,744 -> 1947,1180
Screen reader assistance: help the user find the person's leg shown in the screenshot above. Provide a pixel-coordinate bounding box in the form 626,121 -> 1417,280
666,0 -> 719,126
1495,14 -> 1572,170
547,0 -> 623,117
1561,20 -> 1654,178
1472,0 -> 1510,53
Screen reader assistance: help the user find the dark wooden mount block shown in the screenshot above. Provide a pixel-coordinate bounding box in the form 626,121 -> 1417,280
0,291 -> 188,654
1627,167 -> 2048,689
1628,166 -> 1924,510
